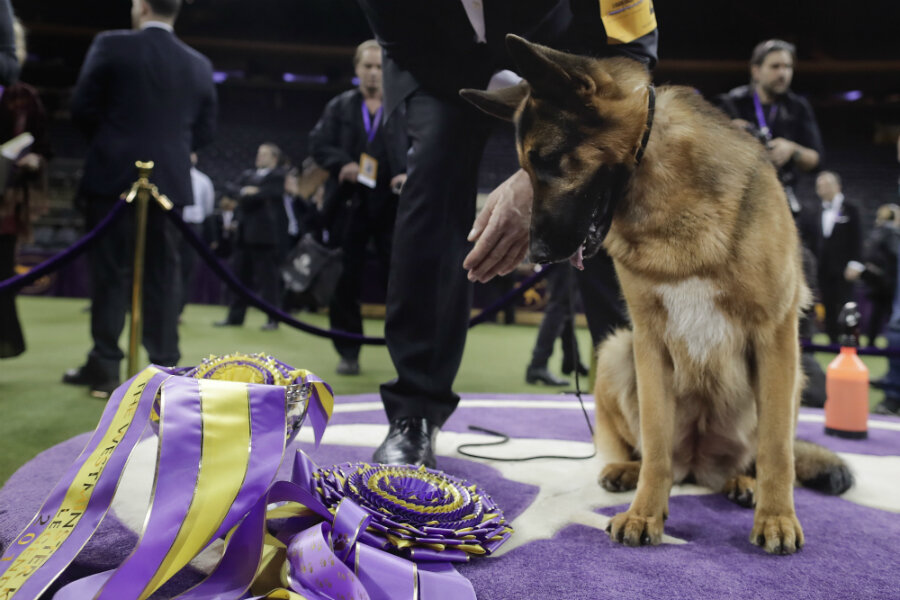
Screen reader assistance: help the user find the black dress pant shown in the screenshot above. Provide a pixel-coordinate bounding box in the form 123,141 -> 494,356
0,234 -> 25,358
530,263 -> 579,369
85,198 -> 181,380
226,243 -> 280,324
329,192 -> 395,361
575,250 -> 628,347
531,253 -> 627,368
380,90 -> 490,427
820,277 -> 854,343
178,222 -> 203,313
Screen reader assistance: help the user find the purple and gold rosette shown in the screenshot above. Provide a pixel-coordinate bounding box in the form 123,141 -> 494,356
315,463 -> 512,562
0,353 -> 511,600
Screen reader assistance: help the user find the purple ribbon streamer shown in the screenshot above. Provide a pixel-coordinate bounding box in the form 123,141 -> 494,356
57,379 -> 292,600
2,370 -> 168,600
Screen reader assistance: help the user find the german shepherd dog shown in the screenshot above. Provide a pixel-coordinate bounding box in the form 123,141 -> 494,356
462,35 -> 852,554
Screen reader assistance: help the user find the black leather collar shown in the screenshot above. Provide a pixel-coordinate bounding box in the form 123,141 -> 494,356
633,84 -> 656,167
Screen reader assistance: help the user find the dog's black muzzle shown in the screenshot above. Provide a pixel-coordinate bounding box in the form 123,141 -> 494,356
528,164 -> 630,264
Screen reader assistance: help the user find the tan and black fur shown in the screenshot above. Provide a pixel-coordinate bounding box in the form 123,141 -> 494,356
462,35 -> 852,555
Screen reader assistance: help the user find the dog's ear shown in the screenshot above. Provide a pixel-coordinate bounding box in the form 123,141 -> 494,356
505,34 -> 613,101
459,82 -> 528,122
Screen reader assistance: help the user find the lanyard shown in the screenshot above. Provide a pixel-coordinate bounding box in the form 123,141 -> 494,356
361,102 -> 383,144
752,91 -> 778,140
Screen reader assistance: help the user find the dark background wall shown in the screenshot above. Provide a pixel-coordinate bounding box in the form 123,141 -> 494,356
10,0 -> 900,245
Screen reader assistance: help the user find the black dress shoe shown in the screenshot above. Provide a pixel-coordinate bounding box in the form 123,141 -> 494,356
213,320 -> 241,327
336,357 -> 360,375
89,379 -> 121,399
373,417 -> 438,468
526,366 -> 570,386
62,364 -> 112,387
561,358 -> 589,376
62,366 -> 97,386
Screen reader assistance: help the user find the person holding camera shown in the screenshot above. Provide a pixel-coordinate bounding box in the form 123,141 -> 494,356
309,39 -> 407,376
717,39 -> 828,404
717,39 -> 824,215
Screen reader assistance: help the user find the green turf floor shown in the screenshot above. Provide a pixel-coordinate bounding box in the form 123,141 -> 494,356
0,296 -> 888,484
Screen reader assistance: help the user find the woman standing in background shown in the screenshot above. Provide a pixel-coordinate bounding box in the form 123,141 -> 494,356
0,18 -> 50,358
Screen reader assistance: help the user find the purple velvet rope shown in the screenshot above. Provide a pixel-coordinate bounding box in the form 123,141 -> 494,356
801,339 -> 900,357
165,207 -> 553,344
0,199 -> 127,294
15,202 -> 895,359
164,207 -> 388,345
468,264 -> 552,326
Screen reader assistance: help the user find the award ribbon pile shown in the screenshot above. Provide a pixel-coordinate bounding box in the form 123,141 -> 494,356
0,353 -> 511,600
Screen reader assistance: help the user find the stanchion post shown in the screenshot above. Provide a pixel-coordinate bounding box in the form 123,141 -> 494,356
123,161 -> 174,377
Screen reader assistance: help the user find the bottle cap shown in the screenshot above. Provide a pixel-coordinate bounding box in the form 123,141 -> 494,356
838,302 -> 861,348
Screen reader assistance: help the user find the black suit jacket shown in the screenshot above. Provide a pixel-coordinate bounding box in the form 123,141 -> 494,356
229,168 -> 285,246
308,88 -> 407,224
71,27 -> 217,206
799,198 -> 863,282
357,0 -> 659,117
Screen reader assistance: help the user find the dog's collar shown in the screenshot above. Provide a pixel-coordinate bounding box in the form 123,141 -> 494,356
632,84 -> 656,167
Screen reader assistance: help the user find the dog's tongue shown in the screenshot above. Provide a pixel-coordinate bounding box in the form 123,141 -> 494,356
569,245 -> 585,270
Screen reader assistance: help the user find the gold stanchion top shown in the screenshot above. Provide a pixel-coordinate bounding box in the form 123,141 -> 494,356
122,160 -> 174,211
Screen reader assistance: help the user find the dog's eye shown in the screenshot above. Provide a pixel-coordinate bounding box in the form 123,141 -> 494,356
528,149 -> 559,172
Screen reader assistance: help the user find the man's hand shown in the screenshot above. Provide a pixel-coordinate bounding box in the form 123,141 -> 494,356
463,169 -> 532,283
15,153 -> 41,171
240,185 -> 260,197
338,162 -> 360,184
767,137 -> 797,167
390,173 -> 407,194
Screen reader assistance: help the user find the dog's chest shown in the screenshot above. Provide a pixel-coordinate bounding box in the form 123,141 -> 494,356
655,277 -> 734,364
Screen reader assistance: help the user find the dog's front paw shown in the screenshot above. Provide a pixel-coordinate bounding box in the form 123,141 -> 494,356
750,513 -> 804,554
599,461 -> 641,492
605,510 -> 665,547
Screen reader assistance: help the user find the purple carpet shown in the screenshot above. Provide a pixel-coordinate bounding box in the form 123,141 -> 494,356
2,393 -> 899,599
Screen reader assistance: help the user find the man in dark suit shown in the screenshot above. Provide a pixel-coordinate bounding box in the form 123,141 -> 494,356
62,0 -> 217,397
215,142 -> 285,330
357,0 -> 658,467
309,39 -> 407,376
803,170 -> 863,342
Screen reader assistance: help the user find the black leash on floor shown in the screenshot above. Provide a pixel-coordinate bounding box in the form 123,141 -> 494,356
456,266 -> 597,461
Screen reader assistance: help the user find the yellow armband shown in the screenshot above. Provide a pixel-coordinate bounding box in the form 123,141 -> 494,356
599,0 -> 658,45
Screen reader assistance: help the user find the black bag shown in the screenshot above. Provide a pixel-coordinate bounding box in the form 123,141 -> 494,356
281,233 -> 343,307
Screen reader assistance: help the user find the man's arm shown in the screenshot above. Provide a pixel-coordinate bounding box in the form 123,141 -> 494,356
463,169 -> 533,283
239,171 -> 284,208
771,96 -> 823,172
309,95 -> 357,177
70,33 -> 113,137
0,0 -> 20,86
192,60 -> 217,151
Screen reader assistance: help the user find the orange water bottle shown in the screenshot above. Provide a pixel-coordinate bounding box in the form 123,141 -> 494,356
824,302 -> 869,439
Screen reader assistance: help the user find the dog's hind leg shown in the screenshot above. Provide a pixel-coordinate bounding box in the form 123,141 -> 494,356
723,438 -> 852,509
794,439 -> 854,495
723,474 -> 757,508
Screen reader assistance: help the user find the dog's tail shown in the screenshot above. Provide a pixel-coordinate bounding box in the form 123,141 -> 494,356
794,439 -> 854,495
